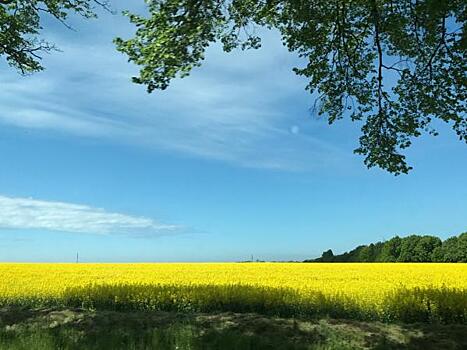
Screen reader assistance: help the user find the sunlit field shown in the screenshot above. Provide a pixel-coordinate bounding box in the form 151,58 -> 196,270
0,263 -> 466,323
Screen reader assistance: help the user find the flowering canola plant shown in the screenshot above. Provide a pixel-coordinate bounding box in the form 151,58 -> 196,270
0,263 -> 465,323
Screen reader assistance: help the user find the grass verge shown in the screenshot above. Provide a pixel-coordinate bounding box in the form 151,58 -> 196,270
1,307 -> 466,350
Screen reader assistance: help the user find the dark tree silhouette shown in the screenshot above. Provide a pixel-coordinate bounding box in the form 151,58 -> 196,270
310,232 -> 466,262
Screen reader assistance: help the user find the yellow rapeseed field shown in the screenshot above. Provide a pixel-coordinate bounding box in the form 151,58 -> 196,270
0,263 -> 466,322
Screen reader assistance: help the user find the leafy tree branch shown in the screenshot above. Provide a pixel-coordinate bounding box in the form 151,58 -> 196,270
115,0 -> 466,175
0,0 -> 110,73
1,1 -> 465,175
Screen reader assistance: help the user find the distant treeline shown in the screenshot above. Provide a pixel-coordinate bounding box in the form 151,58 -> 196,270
306,232 -> 467,263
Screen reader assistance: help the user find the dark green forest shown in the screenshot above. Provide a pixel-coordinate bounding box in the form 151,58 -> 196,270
307,232 -> 467,263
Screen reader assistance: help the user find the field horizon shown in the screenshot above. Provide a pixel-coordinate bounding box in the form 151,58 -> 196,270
1,262 -> 466,349
1,262 -> 465,323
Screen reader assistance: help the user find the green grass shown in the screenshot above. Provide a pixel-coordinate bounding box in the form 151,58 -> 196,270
1,307 -> 467,350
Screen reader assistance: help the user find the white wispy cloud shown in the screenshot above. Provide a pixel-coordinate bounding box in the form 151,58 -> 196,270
0,195 -> 178,236
0,2 -> 355,172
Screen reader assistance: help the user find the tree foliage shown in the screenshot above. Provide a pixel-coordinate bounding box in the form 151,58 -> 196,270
115,0 -> 467,174
0,0 -> 108,73
432,232 -> 467,262
309,232 -> 466,262
2,1 -> 466,174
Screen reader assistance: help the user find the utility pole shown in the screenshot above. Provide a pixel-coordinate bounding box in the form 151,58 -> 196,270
76,252 -> 79,263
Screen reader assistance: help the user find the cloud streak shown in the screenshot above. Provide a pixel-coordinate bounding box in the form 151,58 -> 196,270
0,195 -> 178,236
0,3 -> 355,172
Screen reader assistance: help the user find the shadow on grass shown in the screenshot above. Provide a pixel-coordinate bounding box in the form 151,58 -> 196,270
0,307 -> 466,350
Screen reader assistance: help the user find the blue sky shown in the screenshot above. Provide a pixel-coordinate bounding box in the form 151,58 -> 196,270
0,1 -> 466,262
